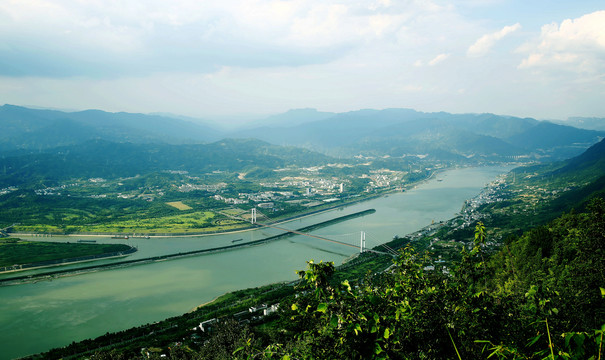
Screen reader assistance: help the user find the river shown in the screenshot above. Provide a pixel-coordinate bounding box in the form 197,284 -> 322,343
0,166 -> 511,359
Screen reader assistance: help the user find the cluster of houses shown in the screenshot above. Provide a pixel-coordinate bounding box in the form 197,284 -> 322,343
34,183 -> 79,196
459,177 -> 507,228
193,303 -> 280,334
178,182 -> 227,193
0,186 -> 17,196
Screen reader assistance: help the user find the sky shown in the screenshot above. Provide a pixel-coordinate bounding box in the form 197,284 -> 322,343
0,0 -> 604,122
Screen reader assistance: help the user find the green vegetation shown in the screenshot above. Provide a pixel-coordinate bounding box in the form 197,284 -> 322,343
211,203 -> 602,360
0,239 -> 131,268
166,201 -> 193,210
474,139 -> 605,241
32,136 -> 605,359
79,210 -> 218,233
0,191 -> 233,234
33,200 -> 604,359
0,156 -> 438,235
5,110 -> 605,358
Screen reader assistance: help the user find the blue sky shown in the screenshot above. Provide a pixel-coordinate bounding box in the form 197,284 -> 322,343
0,0 -> 603,122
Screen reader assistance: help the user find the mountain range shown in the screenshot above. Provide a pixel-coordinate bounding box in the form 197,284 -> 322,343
1,104 -> 603,161
0,138 -> 331,187
0,104 -> 221,151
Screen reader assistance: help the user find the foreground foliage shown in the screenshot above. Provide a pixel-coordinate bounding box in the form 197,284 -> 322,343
230,200 -> 605,359
67,200 -> 605,359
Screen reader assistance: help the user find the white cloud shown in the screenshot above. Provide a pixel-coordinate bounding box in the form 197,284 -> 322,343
518,10 -> 605,73
0,0 -> 454,77
428,53 -> 450,66
0,1 -> 603,119
467,23 -> 521,57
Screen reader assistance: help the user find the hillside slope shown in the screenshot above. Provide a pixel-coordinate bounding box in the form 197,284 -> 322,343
0,105 -> 222,150
0,138 -> 332,186
233,108 -> 601,160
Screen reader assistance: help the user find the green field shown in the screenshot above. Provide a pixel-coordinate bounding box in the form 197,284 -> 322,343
9,204 -> 250,234
76,210 -> 219,233
0,239 -> 132,268
165,201 -> 193,210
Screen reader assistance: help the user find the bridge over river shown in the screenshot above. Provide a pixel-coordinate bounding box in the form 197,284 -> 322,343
0,165 -> 512,360
0,209 -> 390,286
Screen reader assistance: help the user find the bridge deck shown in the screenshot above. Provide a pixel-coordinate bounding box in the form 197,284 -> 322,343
257,223 -> 360,249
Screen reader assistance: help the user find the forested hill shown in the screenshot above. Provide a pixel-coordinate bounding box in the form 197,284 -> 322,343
265,200 -> 605,359
235,108 -> 604,160
556,137 -> 605,176
0,104 -> 221,151
0,138 -> 331,186
538,137 -> 605,214
471,137 -> 605,232
3,105 -> 604,161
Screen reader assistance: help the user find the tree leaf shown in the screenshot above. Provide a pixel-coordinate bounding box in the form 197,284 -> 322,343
330,315 -> 339,328
527,334 -> 542,347
342,279 -> 352,292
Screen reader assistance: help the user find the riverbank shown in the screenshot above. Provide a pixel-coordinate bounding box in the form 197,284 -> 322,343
1,166 -> 515,360
0,251 -> 137,276
6,168 -> 444,239
0,209 -> 375,286
8,198 -> 377,238
0,238 -> 137,274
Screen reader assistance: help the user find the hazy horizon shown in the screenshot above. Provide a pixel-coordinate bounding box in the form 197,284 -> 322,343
1,1 -> 604,123
2,102 -> 598,128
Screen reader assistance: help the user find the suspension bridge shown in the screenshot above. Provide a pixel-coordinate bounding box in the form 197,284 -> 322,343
0,209 -> 399,285
0,224 -> 16,238
249,208 -> 398,257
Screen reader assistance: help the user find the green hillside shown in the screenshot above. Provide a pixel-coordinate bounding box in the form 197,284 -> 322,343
0,104 -> 221,151
0,138 -> 331,187
29,134 -> 605,360
32,201 -> 604,359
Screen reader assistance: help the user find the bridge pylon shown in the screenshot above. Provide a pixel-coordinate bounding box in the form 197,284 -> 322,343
251,208 -> 257,224
360,231 -> 366,253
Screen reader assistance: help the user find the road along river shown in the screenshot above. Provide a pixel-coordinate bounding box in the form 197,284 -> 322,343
0,166 -> 511,359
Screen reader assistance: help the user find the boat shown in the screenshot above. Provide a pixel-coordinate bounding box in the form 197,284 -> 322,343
77,239 -> 97,243
111,235 -> 129,239
232,238 -> 243,243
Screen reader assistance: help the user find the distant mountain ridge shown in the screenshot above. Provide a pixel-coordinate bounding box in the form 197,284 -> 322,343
241,108 -> 336,129
0,104 -> 222,151
2,104 -> 603,161
236,108 -> 602,160
556,117 -> 605,131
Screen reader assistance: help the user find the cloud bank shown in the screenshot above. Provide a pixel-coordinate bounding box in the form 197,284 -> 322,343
0,1 -> 603,120
518,10 -> 605,74
467,23 -> 521,57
